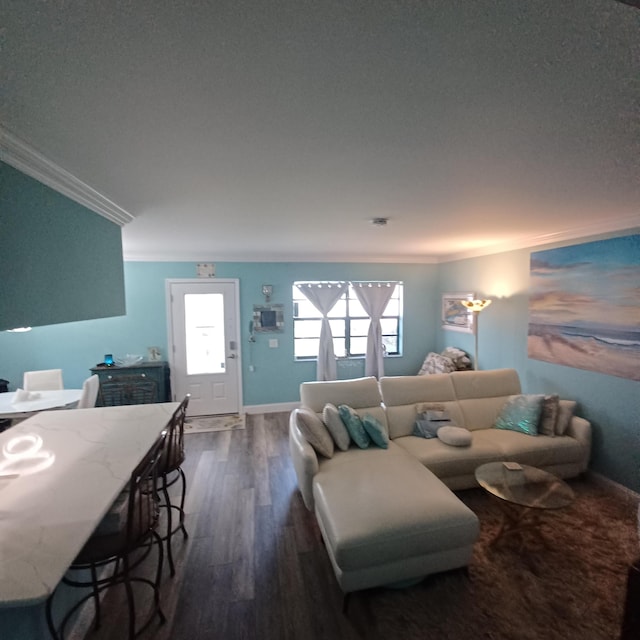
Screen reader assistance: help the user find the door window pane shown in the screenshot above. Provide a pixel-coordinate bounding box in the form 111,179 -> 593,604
185,293 -> 226,375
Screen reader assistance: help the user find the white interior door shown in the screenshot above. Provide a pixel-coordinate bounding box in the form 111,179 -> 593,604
167,279 -> 241,416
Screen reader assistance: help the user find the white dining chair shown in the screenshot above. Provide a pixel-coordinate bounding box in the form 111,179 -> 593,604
23,369 -> 64,391
77,374 -> 100,409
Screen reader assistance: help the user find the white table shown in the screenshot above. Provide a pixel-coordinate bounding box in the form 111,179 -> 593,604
0,402 -> 178,617
0,389 -> 83,419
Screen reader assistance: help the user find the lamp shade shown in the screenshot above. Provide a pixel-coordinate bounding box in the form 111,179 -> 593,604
461,299 -> 492,312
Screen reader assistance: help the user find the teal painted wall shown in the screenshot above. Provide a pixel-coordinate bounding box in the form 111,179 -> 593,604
0,261 -> 437,406
1,232 -> 638,492
0,162 -> 125,330
435,239 -> 640,493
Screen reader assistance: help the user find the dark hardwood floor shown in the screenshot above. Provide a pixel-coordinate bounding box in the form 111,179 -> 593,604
78,412 -> 363,640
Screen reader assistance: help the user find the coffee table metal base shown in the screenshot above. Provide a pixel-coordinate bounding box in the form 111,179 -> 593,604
490,500 -> 556,550
475,462 -> 575,552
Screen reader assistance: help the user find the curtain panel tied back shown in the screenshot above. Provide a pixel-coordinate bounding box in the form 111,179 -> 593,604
296,282 -> 346,381
352,282 -> 397,379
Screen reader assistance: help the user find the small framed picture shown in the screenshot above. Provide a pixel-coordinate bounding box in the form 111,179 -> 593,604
442,292 -> 475,333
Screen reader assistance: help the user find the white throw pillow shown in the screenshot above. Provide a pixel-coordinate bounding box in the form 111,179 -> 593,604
296,408 -> 334,458
437,425 -> 472,447
322,403 -> 351,451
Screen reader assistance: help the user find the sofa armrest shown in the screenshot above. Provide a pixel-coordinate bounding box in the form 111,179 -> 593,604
565,415 -> 592,472
289,410 -> 319,511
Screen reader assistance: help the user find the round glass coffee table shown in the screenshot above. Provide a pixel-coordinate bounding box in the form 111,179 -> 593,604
475,462 -> 575,549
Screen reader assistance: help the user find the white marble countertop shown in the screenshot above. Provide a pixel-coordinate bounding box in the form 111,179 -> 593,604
0,389 -> 83,419
0,401 -> 179,607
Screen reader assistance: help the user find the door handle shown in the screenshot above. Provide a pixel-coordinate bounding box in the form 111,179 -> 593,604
227,353 -> 237,359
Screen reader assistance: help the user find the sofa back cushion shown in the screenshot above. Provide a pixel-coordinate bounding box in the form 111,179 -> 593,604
300,376 -> 388,434
451,369 -> 522,431
380,374 -> 457,406
301,376 -> 382,412
379,374 -> 459,439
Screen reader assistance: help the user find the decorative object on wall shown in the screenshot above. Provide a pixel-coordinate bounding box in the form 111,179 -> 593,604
262,284 -> 273,303
252,304 -> 284,333
442,292 -> 475,334
528,234 -> 640,381
196,263 -> 215,277
460,299 -> 492,370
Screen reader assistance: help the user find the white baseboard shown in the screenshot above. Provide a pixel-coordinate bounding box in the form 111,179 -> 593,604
243,401 -> 299,415
587,471 -> 640,506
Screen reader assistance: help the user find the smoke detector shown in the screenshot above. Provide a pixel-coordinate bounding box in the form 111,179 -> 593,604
370,217 -> 389,227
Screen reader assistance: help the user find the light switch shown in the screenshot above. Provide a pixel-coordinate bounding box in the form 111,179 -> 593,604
269,338 -> 279,348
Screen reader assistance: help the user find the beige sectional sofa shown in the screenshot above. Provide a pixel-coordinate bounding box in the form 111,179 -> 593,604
289,368 -> 591,594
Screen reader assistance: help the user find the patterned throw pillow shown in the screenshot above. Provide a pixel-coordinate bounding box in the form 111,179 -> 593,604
413,409 -> 455,438
494,394 -> 545,436
338,404 -> 371,449
295,408 -> 334,458
539,394 -> 559,437
441,347 -> 472,370
418,352 -> 457,375
361,414 -> 389,449
555,400 -> 577,436
322,403 -> 351,451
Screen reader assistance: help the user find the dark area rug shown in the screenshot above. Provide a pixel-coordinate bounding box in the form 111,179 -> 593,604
348,478 -> 638,640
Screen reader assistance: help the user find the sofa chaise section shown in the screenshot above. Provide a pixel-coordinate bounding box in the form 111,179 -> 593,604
313,452 -> 479,593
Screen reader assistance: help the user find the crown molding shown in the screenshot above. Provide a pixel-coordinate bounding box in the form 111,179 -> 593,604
0,125 -> 134,226
438,214 -> 640,263
122,247 -> 440,264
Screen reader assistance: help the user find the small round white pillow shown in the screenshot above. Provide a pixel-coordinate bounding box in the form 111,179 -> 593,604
437,425 -> 472,447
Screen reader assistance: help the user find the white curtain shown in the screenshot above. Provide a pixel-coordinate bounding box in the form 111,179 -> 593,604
352,282 -> 397,379
296,282 -> 346,381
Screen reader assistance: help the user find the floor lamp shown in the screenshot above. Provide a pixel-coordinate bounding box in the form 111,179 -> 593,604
461,299 -> 492,370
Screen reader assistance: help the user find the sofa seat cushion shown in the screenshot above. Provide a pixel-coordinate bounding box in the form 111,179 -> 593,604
318,440 -> 409,473
393,434 -> 503,478
313,453 -> 479,573
473,429 -> 586,467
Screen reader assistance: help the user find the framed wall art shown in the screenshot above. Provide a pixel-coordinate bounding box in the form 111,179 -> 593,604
528,234 -> 640,381
442,292 -> 475,334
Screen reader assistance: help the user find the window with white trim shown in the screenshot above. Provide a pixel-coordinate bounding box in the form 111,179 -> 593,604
293,281 -> 403,359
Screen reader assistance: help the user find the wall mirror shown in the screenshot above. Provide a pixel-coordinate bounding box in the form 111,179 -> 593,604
252,304 -> 284,333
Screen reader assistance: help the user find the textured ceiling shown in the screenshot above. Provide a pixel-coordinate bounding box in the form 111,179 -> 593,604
1,0 -> 639,262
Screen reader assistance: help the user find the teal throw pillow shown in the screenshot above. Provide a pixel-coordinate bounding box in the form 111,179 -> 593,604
338,404 -> 370,449
361,414 -> 389,449
494,394 -> 544,436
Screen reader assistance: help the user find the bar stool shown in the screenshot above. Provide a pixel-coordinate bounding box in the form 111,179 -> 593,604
158,394 -> 190,576
45,432 -> 168,640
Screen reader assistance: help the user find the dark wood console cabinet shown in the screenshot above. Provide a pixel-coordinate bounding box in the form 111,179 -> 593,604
90,361 -> 171,406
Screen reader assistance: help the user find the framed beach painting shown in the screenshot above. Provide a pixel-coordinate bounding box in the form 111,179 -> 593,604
442,292 -> 475,333
528,234 -> 640,381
